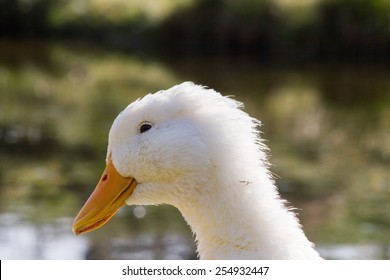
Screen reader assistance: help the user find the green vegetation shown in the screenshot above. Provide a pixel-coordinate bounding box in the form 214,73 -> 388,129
1,0 -> 390,60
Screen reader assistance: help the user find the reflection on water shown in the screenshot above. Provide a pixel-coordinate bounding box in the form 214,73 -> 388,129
0,41 -> 389,259
0,213 -> 88,259
318,244 -> 390,260
0,211 -> 195,260
1,211 -> 388,260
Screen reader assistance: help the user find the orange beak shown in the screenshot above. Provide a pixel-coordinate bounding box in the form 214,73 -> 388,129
72,158 -> 137,235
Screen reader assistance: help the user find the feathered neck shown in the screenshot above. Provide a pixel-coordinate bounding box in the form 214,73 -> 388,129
177,167 -> 321,259
168,85 -> 321,259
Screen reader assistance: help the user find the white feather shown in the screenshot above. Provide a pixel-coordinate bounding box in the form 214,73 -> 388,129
107,81 -> 322,259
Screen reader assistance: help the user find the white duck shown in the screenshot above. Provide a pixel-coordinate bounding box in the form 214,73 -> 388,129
72,82 -> 322,259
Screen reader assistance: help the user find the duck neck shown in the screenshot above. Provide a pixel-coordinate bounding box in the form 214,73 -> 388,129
177,172 -> 321,259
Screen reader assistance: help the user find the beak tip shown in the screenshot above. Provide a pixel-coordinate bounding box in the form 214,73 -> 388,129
72,222 -> 81,235
71,161 -> 137,236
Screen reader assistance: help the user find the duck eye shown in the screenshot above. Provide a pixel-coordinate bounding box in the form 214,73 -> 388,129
139,123 -> 152,133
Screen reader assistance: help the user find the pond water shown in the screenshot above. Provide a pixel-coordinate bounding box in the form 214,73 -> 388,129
0,41 -> 389,259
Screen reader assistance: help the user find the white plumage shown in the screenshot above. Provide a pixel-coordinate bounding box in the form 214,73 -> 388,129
73,82 -> 322,259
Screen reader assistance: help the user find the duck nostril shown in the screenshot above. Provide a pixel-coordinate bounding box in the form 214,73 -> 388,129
102,174 -> 108,181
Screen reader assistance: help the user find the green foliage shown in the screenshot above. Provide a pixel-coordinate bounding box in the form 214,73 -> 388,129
1,0 -> 390,60
316,0 -> 390,58
0,0 -> 56,37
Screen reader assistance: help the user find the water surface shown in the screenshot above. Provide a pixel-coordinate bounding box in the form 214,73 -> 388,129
0,41 -> 389,259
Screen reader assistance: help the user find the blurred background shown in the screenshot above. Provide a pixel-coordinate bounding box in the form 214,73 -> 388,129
0,0 -> 389,259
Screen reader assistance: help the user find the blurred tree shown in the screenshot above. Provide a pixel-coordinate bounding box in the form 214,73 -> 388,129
317,0 -> 390,59
1,0 -> 390,60
0,0 -> 57,38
